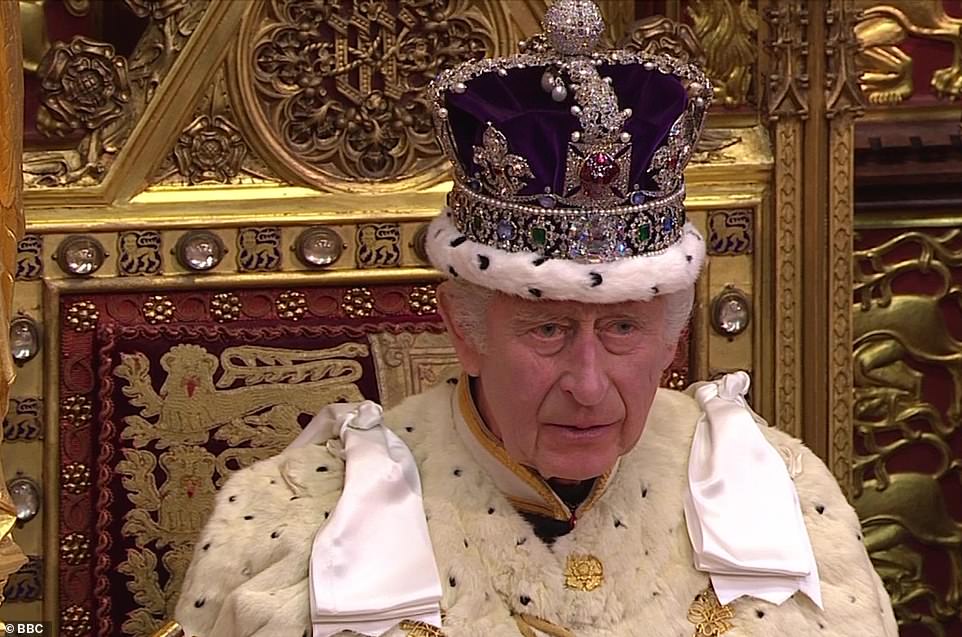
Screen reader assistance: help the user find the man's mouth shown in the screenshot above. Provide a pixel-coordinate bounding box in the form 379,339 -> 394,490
545,422 -> 617,440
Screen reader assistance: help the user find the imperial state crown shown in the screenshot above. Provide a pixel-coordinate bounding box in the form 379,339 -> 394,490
425,0 -> 713,303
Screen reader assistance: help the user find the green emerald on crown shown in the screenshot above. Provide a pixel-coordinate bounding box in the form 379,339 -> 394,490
530,226 -> 547,246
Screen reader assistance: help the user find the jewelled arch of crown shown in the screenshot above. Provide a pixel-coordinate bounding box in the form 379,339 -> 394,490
429,0 -> 713,264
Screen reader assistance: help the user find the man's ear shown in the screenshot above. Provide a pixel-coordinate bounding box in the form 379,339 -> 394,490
436,282 -> 483,376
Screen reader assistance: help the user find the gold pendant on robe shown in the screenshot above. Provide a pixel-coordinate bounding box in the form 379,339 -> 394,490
563,554 -> 604,591
687,587 -> 735,636
400,620 -> 446,636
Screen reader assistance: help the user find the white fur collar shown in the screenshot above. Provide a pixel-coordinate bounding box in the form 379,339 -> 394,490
176,381 -> 898,637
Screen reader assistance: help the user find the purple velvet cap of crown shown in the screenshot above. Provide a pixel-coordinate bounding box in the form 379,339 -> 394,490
444,64 -> 688,199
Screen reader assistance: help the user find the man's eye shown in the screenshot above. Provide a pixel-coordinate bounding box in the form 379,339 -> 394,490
534,323 -> 564,338
610,321 -> 637,335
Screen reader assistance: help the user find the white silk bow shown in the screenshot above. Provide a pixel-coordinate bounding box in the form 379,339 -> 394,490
286,401 -> 443,637
684,372 -> 823,608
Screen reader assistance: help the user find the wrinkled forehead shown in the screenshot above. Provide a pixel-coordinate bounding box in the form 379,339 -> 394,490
494,291 -> 666,322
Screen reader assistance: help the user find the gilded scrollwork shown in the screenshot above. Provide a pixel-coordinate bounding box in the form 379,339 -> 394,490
853,228 -> 962,634
23,0 -> 209,188
688,0 -> 760,108
619,8 -> 756,137
855,0 -> 962,104
125,0 -> 207,104
234,0 -> 496,190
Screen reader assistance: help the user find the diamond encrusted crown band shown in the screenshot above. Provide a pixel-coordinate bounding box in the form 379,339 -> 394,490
449,183 -> 686,263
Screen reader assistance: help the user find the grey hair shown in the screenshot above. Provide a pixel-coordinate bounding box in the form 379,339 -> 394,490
438,279 -> 496,351
440,279 -> 696,354
662,285 -> 695,346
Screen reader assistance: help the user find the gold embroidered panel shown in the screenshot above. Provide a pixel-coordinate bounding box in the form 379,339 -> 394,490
56,284 -> 452,637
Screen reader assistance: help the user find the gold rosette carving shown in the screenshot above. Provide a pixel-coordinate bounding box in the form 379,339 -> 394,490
232,0 -> 497,191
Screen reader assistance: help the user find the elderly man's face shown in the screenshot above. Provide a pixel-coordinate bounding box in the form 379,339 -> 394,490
444,291 -> 676,481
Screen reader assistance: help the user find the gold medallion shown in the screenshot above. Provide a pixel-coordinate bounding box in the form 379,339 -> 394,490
400,619 -> 446,637
563,553 -> 604,591
687,587 -> 735,637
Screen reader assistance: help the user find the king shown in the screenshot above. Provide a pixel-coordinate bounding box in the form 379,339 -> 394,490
176,2 -> 896,635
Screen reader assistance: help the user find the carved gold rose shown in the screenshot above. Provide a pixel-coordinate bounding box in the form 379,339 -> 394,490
36,37 -> 130,137
173,115 -> 247,185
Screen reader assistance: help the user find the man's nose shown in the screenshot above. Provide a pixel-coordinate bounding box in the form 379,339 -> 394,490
558,333 -> 610,406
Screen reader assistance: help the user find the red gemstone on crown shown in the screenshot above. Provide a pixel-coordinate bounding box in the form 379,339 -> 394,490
579,152 -> 619,198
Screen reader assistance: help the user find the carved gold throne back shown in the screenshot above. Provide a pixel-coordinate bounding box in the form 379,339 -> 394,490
0,1 -> 876,636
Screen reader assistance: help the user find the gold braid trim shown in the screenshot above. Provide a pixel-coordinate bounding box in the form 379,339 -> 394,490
149,621 -> 184,637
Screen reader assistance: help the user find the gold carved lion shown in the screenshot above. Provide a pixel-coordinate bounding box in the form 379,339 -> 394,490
855,0 -> 962,103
